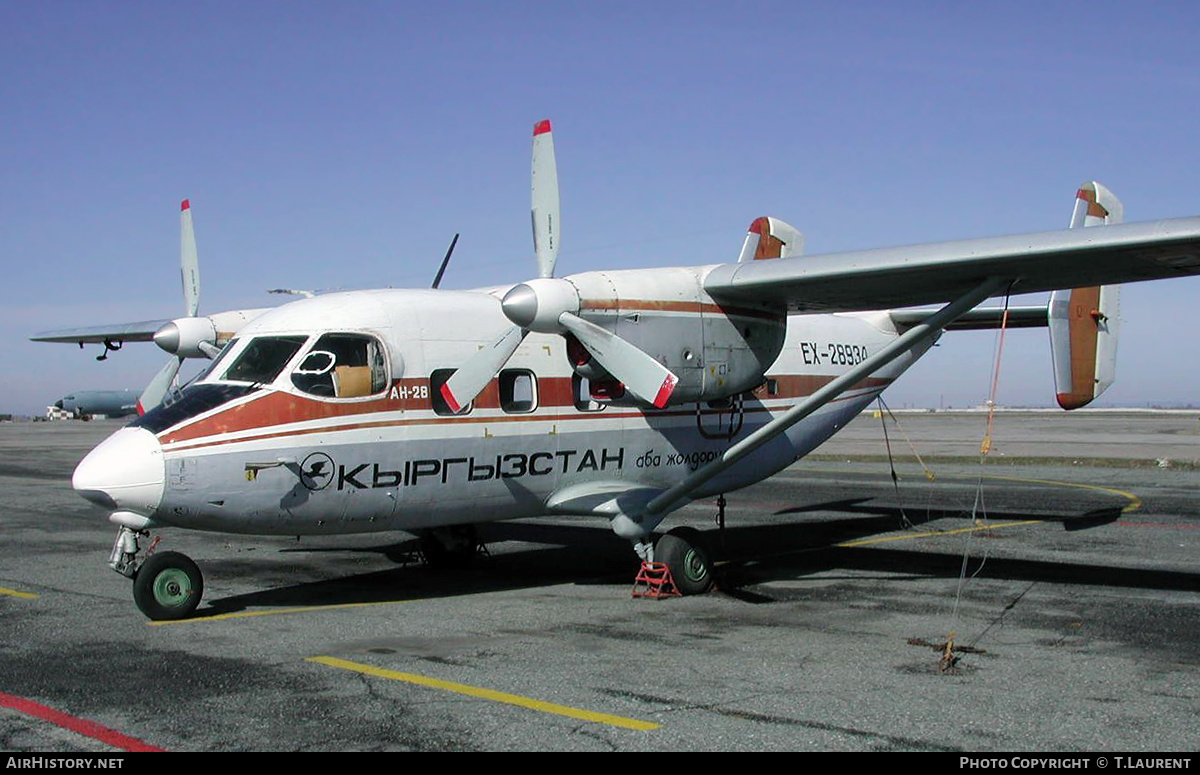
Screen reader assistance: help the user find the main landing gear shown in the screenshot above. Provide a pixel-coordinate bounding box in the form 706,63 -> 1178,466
418,524 -> 485,569
655,526 -> 714,595
111,527 -> 204,621
634,526 -> 715,596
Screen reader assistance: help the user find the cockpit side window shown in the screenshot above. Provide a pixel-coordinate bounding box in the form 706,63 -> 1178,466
222,336 -> 308,385
291,333 -> 388,398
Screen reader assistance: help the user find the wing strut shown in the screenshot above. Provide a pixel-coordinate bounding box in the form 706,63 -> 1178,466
638,276 -> 1008,526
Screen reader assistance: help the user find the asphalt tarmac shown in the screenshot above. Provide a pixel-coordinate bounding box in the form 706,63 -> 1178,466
1,413 -> 1196,752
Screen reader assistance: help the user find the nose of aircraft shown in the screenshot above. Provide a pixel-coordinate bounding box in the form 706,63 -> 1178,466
73,427 -> 165,515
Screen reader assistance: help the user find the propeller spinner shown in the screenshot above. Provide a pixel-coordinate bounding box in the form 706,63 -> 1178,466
440,121 -> 679,413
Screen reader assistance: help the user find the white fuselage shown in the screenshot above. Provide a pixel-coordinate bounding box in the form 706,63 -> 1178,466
75,287 -> 930,538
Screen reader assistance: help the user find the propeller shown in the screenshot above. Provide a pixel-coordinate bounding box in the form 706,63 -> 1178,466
440,120 -> 679,413
137,200 -> 200,414
137,355 -> 185,415
181,198 -> 200,316
531,120 -> 559,279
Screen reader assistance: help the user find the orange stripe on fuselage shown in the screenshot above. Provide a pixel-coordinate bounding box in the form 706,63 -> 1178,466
158,374 -> 892,450
577,298 -> 782,322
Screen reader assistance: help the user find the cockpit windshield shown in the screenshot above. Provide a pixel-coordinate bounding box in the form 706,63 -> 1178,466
128,335 -> 309,433
221,336 -> 308,385
191,337 -> 240,384
128,332 -> 391,433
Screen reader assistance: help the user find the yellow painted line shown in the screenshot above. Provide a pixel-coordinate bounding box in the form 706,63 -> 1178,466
308,655 -> 660,731
0,586 -> 38,600
835,520 -> 1039,548
148,599 -> 413,626
979,474 -> 1142,513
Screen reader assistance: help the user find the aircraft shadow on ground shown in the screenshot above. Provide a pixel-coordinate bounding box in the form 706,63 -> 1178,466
196,500 -> 1195,617
198,526 -> 635,616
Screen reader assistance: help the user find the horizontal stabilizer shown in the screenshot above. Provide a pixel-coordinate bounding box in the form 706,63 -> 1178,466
890,305 -> 1049,331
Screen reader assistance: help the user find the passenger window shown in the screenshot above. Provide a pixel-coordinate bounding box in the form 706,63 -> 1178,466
223,336 -> 307,385
499,369 -> 537,413
572,374 -> 605,412
291,333 -> 388,398
430,369 -> 471,415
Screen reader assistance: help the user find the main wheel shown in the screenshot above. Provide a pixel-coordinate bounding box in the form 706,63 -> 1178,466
419,526 -> 479,569
655,526 -> 714,595
133,551 -> 204,621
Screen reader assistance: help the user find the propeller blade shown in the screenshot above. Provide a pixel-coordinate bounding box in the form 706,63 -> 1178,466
440,325 -> 528,413
557,312 -> 678,408
531,120 -> 560,279
181,199 -> 200,317
137,356 -> 183,415
431,233 -> 460,289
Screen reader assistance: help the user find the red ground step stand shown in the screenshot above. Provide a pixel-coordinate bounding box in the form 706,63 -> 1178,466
631,562 -> 682,598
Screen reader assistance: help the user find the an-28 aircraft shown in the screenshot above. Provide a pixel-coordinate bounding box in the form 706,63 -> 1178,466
40,120 -> 1200,620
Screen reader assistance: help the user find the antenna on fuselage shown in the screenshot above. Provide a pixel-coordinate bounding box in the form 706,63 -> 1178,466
431,233 -> 460,289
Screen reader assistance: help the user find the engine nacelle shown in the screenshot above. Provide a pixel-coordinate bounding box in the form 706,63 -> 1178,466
153,316 -> 217,358
564,267 -> 786,405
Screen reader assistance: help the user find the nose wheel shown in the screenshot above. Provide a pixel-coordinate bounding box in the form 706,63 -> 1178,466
132,551 -> 204,621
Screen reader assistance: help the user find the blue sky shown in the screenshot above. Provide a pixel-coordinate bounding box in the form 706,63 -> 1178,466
3,2 -> 1200,414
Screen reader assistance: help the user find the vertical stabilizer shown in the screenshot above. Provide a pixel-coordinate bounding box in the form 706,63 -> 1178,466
737,216 -> 804,262
1049,182 -> 1122,409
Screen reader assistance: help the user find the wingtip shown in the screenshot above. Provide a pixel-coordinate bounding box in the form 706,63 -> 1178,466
533,119 -> 552,136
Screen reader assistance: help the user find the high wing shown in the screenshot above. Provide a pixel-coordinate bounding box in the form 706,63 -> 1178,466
640,212 -> 1200,527
31,320 -> 169,345
703,216 -> 1200,312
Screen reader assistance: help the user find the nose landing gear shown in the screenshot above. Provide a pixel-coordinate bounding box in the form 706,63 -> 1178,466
110,527 -> 204,621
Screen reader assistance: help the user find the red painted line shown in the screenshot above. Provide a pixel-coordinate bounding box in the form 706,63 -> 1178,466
0,692 -> 165,752
533,119 -> 552,136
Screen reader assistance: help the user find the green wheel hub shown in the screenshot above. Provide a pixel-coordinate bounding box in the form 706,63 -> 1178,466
151,567 -> 194,608
680,548 -> 709,583
133,551 -> 204,621
654,528 -> 714,595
